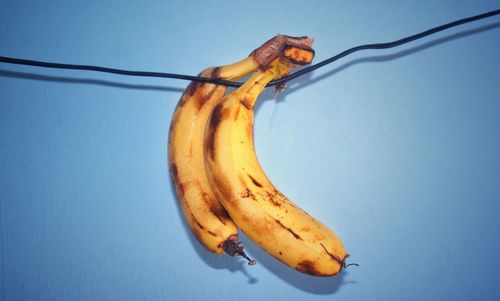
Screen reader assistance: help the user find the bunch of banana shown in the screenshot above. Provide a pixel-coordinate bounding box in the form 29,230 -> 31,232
169,35 -> 348,276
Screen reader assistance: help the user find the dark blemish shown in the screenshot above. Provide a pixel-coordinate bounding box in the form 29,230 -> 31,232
170,163 -> 185,195
248,174 -> 262,187
186,67 -> 222,108
240,188 -> 257,201
196,221 -> 205,229
320,243 -> 343,264
269,196 -> 281,207
195,85 -> 218,110
196,67 -> 225,109
266,191 -> 281,207
207,230 -> 217,237
211,67 -> 221,79
279,251 -> 283,255
209,206 -> 228,225
185,68 -> 208,97
295,260 -> 318,276
184,81 -> 200,98
200,191 -> 210,205
241,99 -> 251,109
206,102 -> 223,160
170,163 -> 178,179
275,219 -> 302,240
190,214 -> 206,241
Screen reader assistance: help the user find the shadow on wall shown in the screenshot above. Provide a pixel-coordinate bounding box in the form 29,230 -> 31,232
240,232 -> 355,295
167,173 -> 353,295
162,21 -> 499,294
0,69 -> 184,93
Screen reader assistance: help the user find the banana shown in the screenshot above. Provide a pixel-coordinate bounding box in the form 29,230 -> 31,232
204,37 -> 348,276
168,36 -> 294,262
168,56 -> 259,261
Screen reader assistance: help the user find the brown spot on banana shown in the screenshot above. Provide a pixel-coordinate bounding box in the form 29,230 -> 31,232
209,205 -> 230,226
205,102 -> 223,160
196,221 -> 205,229
184,81 -> 201,99
194,84 -> 218,110
268,196 -> 281,207
274,219 -> 302,240
189,213 -> 207,241
240,188 -> 254,199
185,68 -> 216,97
248,174 -> 262,187
169,163 -> 185,196
198,189 -> 229,226
265,190 -> 282,207
295,260 -> 320,276
211,66 -> 221,79
240,99 -> 252,110
182,67 -> 225,110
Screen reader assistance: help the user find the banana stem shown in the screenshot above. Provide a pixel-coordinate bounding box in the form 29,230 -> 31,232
222,236 -> 256,266
217,56 -> 260,81
343,262 -> 359,269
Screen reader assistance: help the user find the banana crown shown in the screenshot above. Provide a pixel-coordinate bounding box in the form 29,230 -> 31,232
252,35 -> 315,70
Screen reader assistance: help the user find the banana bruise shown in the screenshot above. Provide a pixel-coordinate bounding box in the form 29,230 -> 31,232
204,40 -> 349,276
168,56 -> 259,259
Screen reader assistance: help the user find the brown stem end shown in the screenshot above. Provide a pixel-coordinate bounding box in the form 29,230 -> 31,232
222,236 -> 256,266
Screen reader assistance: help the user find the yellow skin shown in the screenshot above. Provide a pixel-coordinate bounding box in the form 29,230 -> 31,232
204,58 -> 348,276
168,56 -> 259,254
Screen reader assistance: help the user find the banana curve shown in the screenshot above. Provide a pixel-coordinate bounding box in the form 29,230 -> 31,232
204,54 -> 348,276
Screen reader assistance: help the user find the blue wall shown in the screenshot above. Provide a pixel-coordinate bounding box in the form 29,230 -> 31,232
1,1 -> 499,300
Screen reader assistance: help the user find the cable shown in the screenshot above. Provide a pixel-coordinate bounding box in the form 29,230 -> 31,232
268,9 -> 499,87
0,9 -> 498,88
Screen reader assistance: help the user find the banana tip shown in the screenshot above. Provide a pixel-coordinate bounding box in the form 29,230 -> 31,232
222,235 -> 257,266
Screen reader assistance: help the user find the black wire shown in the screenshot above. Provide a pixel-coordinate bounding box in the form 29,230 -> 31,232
268,9 -> 500,87
0,9 -> 498,88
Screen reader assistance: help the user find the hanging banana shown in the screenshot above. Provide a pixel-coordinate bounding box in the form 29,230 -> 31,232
203,36 -> 349,276
168,36 -> 298,263
168,56 -> 258,261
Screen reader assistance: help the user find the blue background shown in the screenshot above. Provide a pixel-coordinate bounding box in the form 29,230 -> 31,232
1,1 -> 499,300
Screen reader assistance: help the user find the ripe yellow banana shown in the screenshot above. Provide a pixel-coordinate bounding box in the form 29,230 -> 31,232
204,38 -> 348,276
168,56 -> 259,260
168,36 -> 296,262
